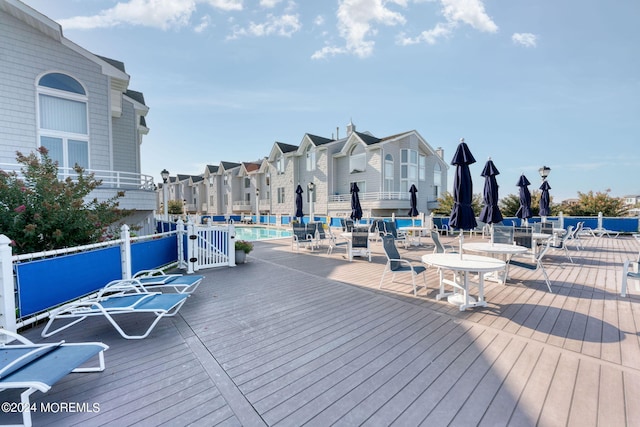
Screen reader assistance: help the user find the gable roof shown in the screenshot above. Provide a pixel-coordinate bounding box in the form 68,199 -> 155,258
305,133 -> 335,147
276,142 -> 298,153
206,165 -> 219,174
220,161 -> 241,172
353,131 -> 382,145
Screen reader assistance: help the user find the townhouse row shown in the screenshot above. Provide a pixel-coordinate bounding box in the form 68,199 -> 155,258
159,121 -> 450,220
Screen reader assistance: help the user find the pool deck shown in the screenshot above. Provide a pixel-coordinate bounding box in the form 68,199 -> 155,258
6,231 -> 640,426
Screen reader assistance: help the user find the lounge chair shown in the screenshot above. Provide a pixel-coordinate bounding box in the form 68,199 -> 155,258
382,221 -> 408,248
132,269 -> 204,294
41,282 -> 189,340
491,225 -> 515,244
379,235 -> 427,296
1,329 -> 107,427
548,226 -> 574,263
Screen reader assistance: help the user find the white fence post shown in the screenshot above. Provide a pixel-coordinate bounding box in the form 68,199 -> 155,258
120,224 -> 131,279
187,219 -> 196,274
0,235 -> 17,333
229,224 -> 236,267
177,219 -> 187,270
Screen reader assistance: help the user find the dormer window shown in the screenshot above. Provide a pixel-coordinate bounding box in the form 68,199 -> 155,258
276,156 -> 285,174
306,146 -> 316,171
349,144 -> 366,173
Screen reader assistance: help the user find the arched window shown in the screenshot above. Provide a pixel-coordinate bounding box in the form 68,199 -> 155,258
384,154 -> 394,193
349,144 -> 366,173
306,145 -> 316,171
37,73 -> 89,170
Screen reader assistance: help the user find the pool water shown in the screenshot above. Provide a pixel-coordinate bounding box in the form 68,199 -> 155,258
234,226 -> 292,241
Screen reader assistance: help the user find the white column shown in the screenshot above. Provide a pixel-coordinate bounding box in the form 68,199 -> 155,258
0,235 -> 16,333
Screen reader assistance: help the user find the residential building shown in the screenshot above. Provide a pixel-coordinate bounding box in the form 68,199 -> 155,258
161,121 -> 449,221
0,0 -> 155,233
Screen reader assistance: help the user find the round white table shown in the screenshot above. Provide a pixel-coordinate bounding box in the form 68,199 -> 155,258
399,226 -> 432,246
421,253 -> 506,311
462,242 -> 529,284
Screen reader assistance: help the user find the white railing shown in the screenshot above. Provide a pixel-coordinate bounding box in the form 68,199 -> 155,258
329,192 -> 410,202
0,163 -> 155,191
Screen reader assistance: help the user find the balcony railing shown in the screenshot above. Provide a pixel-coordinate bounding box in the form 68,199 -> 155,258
0,163 -> 155,190
329,192 -> 410,202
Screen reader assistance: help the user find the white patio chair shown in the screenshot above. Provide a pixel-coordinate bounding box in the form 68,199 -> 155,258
379,235 -> 427,296
509,241 -> 553,292
621,251 -> 640,297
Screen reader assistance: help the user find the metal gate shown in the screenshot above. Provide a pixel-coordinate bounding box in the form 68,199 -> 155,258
186,223 -> 235,272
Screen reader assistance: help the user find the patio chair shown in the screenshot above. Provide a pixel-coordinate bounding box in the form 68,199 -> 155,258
326,227 -> 348,255
340,218 -> 354,232
382,221 -> 408,248
349,227 -> 371,262
132,269 -> 204,294
548,225 -> 574,263
1,329 -> 107,427
430,230 -> 456,254
309,222 -> 327,249
621,251 -> 640,297
291,223 -> 313,251
492,225 -> 515,244
509,241 -> 553,292
41,282 -> 189,340
379,235 -> 427,296
568,221 -> 586,250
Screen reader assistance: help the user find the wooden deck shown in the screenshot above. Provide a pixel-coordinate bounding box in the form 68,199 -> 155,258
6,232 -> 640,426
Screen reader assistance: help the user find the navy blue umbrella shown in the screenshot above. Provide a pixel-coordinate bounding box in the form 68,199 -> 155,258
294,184 -> 304,220
515,174 -> 532,221
350,182 -> 363,221
449,139 -> 477,231
478,158 -> 503,224
407,184 -> 419,217
539,180 -> 551,217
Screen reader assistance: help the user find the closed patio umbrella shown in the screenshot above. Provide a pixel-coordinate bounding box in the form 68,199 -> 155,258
478,158 -> 503,225
408,184 -> 419,223
515,174 -> 532,224
539,180 -> 551,217
294,184 -> 304,221
350,182 -> 363,221
449,139 -> 477,256
449,139 -> 477,231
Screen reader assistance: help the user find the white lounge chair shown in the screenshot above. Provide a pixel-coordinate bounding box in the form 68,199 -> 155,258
132,269 -> 204,294
621,252 -> 640,297
41,283 -> 189,340
1,329 -> 107,427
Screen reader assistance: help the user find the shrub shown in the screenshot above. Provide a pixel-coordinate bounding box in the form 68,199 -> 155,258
0,148 -> 131,254
235,240 -> 254,253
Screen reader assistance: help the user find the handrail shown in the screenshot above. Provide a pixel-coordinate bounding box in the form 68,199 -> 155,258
0,163 -> 155,190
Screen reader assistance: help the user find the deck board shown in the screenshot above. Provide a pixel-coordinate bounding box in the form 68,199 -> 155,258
7,231 -> 640,426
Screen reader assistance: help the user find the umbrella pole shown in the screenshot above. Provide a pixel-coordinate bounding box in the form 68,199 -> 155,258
459,232 -> 464,259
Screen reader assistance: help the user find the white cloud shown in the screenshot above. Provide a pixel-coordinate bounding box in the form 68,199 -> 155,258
395,0 -> 497,48
440,0 -> 497,33
58,0 -> 242,30
194,15 -> 211,33
313,0 -> 408,59
512,32 -> 537,47
314,15 -> 325,26
260,0 -> 282,8
228,14 -> 301,39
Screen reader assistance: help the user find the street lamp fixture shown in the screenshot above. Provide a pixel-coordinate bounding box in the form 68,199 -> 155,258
160,169 -> 169,231
539,165 -> 551,181
307,182 -> 315,221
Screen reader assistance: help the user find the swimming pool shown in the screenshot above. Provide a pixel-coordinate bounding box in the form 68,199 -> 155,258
234,226 -> 292,241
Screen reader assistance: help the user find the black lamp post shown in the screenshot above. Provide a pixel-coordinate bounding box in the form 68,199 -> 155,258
161,169 -> 169,222
539,165 -> 551,181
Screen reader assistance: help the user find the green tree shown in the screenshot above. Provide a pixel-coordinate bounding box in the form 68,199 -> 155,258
168,200 -> 184,215
557,190 -> 628,216
0,148 -> 130,254
433,191 -> 483,216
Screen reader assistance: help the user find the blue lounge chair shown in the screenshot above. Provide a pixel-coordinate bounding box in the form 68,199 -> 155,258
1,329 -> 107,427
41,284 -> 189,340
132,269 -> 204,294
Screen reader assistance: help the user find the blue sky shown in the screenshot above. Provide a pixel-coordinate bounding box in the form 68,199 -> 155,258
22,0 -> 639,201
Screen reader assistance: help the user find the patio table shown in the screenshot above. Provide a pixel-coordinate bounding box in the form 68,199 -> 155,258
421,253 -> 506,311
398,226 -> 432,246
462,242 -> 529,284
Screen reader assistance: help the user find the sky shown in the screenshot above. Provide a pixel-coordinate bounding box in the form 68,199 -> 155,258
20,0 -> 640,202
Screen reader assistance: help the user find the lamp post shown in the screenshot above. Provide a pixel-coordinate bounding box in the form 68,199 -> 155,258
255,187 -> 260,224
539,166 -> 551,181
161,169 -> 169,230
308,181 -> 315,222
